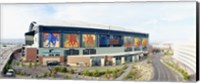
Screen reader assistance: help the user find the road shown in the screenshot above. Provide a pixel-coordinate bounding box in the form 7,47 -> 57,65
150,54 -> 183,82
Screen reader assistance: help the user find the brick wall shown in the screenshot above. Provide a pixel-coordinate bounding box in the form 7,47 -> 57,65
25,48 -> 37,62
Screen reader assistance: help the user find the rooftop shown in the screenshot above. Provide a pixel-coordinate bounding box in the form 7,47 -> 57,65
31,20 -> 148,34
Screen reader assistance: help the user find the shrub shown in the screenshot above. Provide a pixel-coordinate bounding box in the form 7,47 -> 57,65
69,69 -> 75,74
64,75 -> 71,79
16,62 -> 20,66
105,69 -> 111,79
48,72 -> 55,77
21,60 -> 25,67
5,64 -> 12,70
82,69 -> 90,76
183,75 -> 190,80
105,69 -> 110,74
53,67 -> 59,72
34,61 -> 38,67
52,66 -> 62,72
12,61 -> 17,65
35,74 -> 39,78
61,67 -> 68,73
28,60 -> 32,68
43,72 -> 48,77
112,71 -> 117,78
20,71 -> 26,76
123,65 -> 128,70
92,69 -> 100,77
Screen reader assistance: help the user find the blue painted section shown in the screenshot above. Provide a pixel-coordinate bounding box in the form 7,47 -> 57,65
38,25 -> 149,48
44,32 -> 58,48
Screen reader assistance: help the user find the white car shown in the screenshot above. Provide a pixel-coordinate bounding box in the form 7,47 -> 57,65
6,69 -> 15,77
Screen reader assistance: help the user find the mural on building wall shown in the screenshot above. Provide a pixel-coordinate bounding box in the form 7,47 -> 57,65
43,32 -> 60,48
124,36 -> 133,47
109,35 -> 121,45
99,34 -> 110,46
64,34 -> 80,48
82,34 -> 96,47
99,34 -> 122,47
134,37 -> 141,47
142,38 -> 148,47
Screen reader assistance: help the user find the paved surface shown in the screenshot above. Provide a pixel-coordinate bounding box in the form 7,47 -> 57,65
150,54 -> 183,82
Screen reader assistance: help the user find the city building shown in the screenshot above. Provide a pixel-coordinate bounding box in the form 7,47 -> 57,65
24,21 -> 149,66
171,42 -> 196,80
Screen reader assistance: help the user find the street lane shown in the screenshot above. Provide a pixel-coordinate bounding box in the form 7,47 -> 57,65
151,54 -> 183,82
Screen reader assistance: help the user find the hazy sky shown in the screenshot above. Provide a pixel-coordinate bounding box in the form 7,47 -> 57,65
1,2 -> 196,43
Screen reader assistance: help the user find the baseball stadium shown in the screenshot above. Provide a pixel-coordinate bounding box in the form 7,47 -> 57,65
24,21 -> 149,67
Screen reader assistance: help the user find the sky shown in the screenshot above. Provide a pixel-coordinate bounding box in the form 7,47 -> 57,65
0,2 -> 196,43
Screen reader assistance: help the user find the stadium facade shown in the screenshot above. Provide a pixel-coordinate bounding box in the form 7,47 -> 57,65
24,21 -> 149,66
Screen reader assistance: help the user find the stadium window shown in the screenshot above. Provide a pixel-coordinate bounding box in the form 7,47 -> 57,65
65,49 -> 79,55
55,54 -> 60,56
142,46 -> 147,51
83,49 -> 90,55
90,49 -> 96,54
71,49 -> 79,55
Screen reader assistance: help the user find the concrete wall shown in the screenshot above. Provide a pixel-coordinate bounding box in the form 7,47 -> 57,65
38,46 -> 143,56
67,56 -> 91,66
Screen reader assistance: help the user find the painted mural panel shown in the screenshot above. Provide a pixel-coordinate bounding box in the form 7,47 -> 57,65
43,32 -> 60,48
82,34 -> 96,47
99,34 -> 110,46
134,37 -> 141,47
124,36 -> 133,47
109,35 -> 122,46
99,34 -> 123,47
64,34 -> 80,48
142,38 -> 148,47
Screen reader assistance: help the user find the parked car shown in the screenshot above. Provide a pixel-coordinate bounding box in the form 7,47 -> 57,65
47,61 -> 60,66
5,69 -> 15,77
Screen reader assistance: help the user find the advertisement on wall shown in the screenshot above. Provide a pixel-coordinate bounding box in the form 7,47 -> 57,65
64,34 -> 80,48
99,34 -> 110,46
142,38 -> 148,47
99,34 -> 122,47
43,32 -> 60,48
134,37 -> 141,47
82,34 -> 96,47
124,36 -> 133,47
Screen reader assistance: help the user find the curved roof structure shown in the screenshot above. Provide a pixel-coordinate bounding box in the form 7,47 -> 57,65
31,20 -> 148,34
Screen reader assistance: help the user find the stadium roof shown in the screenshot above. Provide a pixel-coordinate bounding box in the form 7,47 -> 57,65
31,20 -> 148,34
